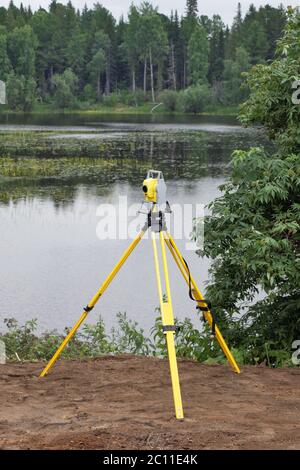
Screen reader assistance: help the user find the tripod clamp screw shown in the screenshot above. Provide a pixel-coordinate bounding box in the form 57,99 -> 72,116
162,325 -> 180,334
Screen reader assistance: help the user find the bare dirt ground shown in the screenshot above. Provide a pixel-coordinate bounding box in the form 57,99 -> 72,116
0,356 -> 299,450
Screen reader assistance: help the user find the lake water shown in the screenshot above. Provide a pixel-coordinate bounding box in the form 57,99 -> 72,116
0,114 -> 270,335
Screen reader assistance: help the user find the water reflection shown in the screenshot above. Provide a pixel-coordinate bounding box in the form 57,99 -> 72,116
0,126 -> 271,207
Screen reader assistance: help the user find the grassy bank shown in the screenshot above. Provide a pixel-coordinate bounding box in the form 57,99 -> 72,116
0,314 -> 228,365
0,315 -> 294,367
0,103 -> 239,116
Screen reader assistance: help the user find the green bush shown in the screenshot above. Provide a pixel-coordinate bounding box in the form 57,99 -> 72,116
195,9 -> 300,366
0,314 -> 246,365
151,315 -> 227,363
52,68 -> 78,109
2,311 -> 296,367
82,84 -> 96,102
1,317 -> 114,361
102,92 -> 119,107
159,89 -> 178,112
110,312 -> 152,355
180,85 -> 212,114
6,73 -> 36,111
120,89 -> 150,106
100,89 -> 152,108
115,90 -> 134,106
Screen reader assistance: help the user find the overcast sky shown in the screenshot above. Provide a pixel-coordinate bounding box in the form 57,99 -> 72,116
0,1 -> 297,26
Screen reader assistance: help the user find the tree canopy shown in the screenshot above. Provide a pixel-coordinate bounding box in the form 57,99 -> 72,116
0,1 -> 287,110
199,8 -> 300,366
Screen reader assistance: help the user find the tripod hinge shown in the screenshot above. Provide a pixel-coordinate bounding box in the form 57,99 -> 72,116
148,210 -> 167,232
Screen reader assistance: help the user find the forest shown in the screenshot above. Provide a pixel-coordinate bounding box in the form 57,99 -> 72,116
0,0 -> 287,112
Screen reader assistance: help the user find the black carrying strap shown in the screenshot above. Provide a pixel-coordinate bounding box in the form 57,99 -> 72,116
181,255 -> 216,337
84,305 -> 94,313
196,300 -> 216,336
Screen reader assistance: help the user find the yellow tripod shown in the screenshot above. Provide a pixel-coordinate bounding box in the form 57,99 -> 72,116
40,208 -> 240,420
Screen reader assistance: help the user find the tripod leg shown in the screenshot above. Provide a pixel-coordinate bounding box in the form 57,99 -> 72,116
151,231 -> 184,420
163,232 -> 240,374
40,229 -> 146,378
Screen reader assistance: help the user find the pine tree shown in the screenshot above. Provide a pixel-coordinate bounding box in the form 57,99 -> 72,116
208,15 -> 225,84
227,2 -> 243,58
223,46 -> 250,104
186,0 -> 198,18
257,5 -> 286,60
236,2 -> 242,25
243,20 -> 268,64
0,33 -> 12,81
187,24 -> 209,85
7,25 -> 37,78
124,5 -> 140,92
167,12 -> 176,90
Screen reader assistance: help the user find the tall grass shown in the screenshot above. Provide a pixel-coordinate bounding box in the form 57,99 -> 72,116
0,313 -> 228,364
0,313 -> 293,366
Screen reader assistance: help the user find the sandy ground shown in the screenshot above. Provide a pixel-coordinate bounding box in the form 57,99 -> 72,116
0,356 -> 299,450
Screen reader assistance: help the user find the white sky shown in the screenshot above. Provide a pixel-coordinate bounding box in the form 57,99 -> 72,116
0,1 -> 297,26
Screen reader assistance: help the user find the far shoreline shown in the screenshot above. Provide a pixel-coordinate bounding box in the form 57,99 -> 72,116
0,103 -> 239,118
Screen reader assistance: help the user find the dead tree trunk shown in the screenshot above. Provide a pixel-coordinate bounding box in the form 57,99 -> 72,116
171,41 -> 177,91
183,48 -> 187,89
149,48 -> 155,103
105,47 -> 111,95
132,69 -> 136,93
97,72 -> 101,101
143,58 -> 147,93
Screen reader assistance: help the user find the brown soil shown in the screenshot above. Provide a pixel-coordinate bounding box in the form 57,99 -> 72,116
0,356 -> 299,450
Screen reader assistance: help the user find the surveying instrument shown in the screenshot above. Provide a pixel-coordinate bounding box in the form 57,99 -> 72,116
40,170 -> 240,420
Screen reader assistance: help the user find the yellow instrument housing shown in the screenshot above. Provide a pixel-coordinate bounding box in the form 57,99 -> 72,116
143,178 -> 158,203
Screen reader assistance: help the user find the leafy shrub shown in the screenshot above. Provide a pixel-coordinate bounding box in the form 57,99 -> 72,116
195,9 -> 300,366
6,73 -> 36,111
111,312 -> 152,355
134,90 -> 151,105
2,318 -> 39,360
52,68 -> 78,109
180,84 -> 212,114
119,89 -> 150,106
82,84 -> 96,102
116,90 -> 135,106
0,313 -> 244,365
102,92 -> 119,107
159,89 -> 178,112
101,90 -> 151,108
240,9 -> 300,154
151,315 -> 225,363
